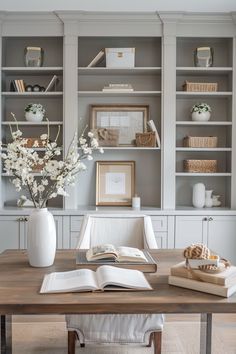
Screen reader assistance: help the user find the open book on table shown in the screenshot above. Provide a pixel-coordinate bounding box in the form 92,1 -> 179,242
86,244 -> 148,263
40,265 -> 152,294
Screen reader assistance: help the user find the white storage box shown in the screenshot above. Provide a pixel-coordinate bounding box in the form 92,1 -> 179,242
105,48 -> 135,68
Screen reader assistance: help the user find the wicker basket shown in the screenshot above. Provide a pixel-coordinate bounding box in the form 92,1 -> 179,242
183,81 -> 218,92
183,136 -> 218,148
184,159 -> 217,173
136,132 -> 156,147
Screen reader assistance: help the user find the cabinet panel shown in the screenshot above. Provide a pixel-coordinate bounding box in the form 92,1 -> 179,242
151,216 -> 167,232
208,216 -> 236,264
154,232 -> 167,248
0,216 -> 23,252
70,216 -> 83,232
175,216 -> 207,248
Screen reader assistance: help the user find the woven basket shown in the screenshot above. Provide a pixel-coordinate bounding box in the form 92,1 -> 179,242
136,132 -> 156,147
184,159 -> 217,173
183,136 -> 218,148
183,81 -> 218,92
24,138 -> 44,148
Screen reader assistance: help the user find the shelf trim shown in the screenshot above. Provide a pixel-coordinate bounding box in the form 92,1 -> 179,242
176,172 -> 232,177
2,92 -> 63,96
78,67 -> 162,75
176,121 -> 232,126
1,121 -> 63,125
176,91 -> 232,97
77,91 -> 162,97
176,147 -> 232,152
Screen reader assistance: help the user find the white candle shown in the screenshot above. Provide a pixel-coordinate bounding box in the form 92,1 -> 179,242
132,195 -> 141,209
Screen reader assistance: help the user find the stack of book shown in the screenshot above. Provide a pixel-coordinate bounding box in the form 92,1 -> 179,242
10,79 -> 25,92
102,83 -> 134,92
168,261 -> 236,297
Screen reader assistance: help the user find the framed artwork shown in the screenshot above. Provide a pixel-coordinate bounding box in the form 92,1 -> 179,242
96,161 -> 135,206
90,104 -> 149,146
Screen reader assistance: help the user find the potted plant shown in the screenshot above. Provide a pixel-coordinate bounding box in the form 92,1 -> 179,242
24,103 -> 45,122
190,102 -> 212,121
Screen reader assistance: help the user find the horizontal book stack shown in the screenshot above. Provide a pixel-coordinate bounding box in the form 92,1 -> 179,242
102,83 -> 134,92
168,261 -> 236,297
10,79 -> 25,92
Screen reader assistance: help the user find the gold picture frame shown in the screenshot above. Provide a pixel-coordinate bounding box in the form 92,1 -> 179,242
90,104 -> 149,146
96,161 -> 135,206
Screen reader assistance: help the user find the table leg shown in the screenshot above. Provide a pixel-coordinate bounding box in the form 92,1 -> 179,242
200,313 -> 212,354
1,315 -> 12,354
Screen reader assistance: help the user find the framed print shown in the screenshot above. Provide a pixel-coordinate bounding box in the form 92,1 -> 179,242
96,161 -> 135,206
90,105 -> 149,146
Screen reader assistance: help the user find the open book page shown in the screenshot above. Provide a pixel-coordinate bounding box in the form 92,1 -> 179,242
86,244 -> 118,261
40,269 -> 99,293
96,265 -> 152,290
116,247 -> 148,263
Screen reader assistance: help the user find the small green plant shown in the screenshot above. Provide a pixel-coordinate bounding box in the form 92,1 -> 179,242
191,103 -> 212,114
25,103 -> 45,115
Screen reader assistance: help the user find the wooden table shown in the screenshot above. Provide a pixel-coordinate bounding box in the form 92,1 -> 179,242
1,249 -> 236,354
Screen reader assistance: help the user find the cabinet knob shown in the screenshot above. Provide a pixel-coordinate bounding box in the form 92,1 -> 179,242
208,217 -> 213,221
24,217 -> 28,222
203,217 -> 208,221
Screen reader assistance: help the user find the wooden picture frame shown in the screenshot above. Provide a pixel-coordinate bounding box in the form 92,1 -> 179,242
96,161 -> 135,206
90,105 -> 149,146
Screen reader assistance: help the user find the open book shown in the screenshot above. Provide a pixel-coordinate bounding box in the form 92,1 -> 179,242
86,244 -> 148,263
40,265 -> 152,293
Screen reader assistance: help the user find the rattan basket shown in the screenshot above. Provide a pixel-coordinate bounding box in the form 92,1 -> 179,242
183,81 -> 218,92
184,159 -> 217,173
183,136 -> 218,148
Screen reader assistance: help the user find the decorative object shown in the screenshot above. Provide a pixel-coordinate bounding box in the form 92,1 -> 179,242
90,104 -> 148,146
183,81 -> 217,92
96,161 -> 135,206
205,190 -> 213,208
25,85 -> 33,92
105,48 -> 135,68
45,75 -> 58,92
24,103 -> 45,122
135,132 -> 156,147
191,103 -> 212,121
184,159 -> 217,173
32,84 -> 41,92
27,208 -> 56,267
183,136 -> 217,148
194,47 -> 214,67
192,183 -> 205,208
1,113 -> 102,266
132,194 -> 141,209
24,46 -> 44,67
92,128 -> 119,147
212,195 -> 221,207
24,137 -> 44,148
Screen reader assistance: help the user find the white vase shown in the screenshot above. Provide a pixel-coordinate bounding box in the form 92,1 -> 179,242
212,195 -> 221,207
25,111 -> 44,122
192,183 -> 205,208
205,190 -> 213,208
27,208 -> 56,267
191,111 -> 211,121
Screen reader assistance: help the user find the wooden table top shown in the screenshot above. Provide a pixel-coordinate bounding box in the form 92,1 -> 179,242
0,249 -> 236,315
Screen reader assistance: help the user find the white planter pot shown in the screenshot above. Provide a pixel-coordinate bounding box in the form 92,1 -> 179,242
27,208 -> 56,267
191,111 -> 211,121
25,111 -> 44,122
192,183 -> 205,208
205,190 -> 213,208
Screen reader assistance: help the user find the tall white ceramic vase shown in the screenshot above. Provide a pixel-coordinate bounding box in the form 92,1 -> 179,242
192,183 -> 205,208
27,208 -> 56,267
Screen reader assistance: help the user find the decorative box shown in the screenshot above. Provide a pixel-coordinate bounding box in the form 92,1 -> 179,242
183,136 -> 218,148
183,80 -> 218,92
105,48 -> 135,68
136,132 -> 156,147
183,159 -> 217,173
92,128 -> 119,147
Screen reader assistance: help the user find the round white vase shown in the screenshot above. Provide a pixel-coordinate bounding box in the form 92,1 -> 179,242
27,208 -> 56,267
25,111 -> 44,122
192,183 -> 205,208
205,190 -> 213,208
191,111 -> 211,121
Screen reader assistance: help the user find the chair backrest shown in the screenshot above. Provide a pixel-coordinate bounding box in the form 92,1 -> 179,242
77,214 -> 158,249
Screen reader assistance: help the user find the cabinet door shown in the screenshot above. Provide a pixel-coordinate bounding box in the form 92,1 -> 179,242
154,232 -> 167,248
207,216 -> 236,264
0,216 -> 24,252
175,216 -> 208,248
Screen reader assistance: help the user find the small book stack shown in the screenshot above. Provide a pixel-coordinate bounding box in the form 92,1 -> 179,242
10,79 -> 25,92
168,261 -> 236,297
102,83 -> 134,92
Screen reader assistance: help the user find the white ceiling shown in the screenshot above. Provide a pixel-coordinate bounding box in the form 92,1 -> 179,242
0,0 -> 236,12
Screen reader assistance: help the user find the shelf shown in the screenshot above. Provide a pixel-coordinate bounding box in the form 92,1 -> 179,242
176,67 -> 233,75
1,121 -> 63,126
98,147 -> 161,150
78,67 -> 162,75
176,91 -> 232,98
176,147 -> 232,152
2,173 -> 43,177
2,67 -> 63,75
2,92 -> 63,97
1,147 -> 62,152
78,91 -> 161,97
176,173 -> 231,177
176,121 -> 232,126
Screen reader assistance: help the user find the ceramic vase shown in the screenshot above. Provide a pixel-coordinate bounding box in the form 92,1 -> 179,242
205,190 -> 213,208
191,111 -> 211,122
27,208 -> 56,267
25,111 -> 44,122
192,183 -> 205,208
212,195 -> 221,207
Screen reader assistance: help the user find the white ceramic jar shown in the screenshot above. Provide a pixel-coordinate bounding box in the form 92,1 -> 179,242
205,190 -> 213,208
25,110 -> 44,122
191,111 -> 211,121
192,183 -> 205,208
